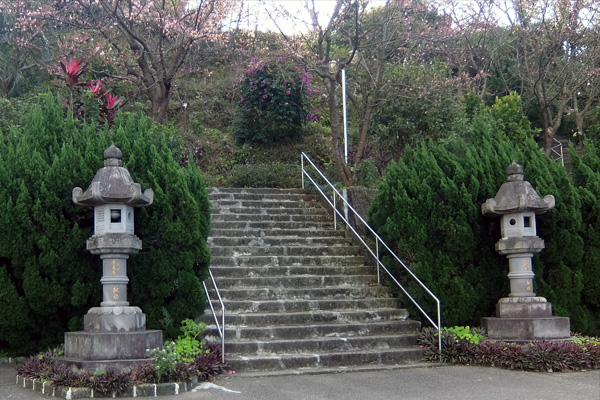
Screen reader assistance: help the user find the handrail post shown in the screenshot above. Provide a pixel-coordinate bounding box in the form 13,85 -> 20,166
438,303 -> 442,362
301,154 -> 305,189
203,269 -> 226,364
333,191 -> 337,230
376,239 -> 380,285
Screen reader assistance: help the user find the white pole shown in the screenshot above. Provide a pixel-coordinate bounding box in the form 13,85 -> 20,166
342,69 -> 348,164
341,69 -> 349,224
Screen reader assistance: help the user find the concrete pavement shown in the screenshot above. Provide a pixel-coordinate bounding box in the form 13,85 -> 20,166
2,363 -> 599,400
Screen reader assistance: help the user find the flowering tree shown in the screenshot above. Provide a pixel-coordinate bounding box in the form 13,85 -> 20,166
444,0 -> 600,153
268,0 -> 459,185
0,0 -> 53,96
2,0 -> 239,122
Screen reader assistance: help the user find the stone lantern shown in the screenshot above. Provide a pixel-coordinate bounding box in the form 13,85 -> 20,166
481,162 -> 570,341
64,143 -> 162,372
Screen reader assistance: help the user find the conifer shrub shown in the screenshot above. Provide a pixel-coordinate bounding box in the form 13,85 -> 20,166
368,113 -> 590,332
0,94 -> 211,355
569,141 -> 600,333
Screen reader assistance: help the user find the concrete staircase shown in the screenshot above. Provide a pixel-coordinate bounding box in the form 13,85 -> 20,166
203,187 -> 423,375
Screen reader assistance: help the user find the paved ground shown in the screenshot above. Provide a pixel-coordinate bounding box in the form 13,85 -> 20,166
2,363 -> 599,400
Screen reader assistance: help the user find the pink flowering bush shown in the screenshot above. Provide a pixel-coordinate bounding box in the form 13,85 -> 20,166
232,58 -> 316,144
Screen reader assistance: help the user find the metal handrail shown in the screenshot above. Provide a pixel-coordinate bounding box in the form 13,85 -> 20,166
551,138 -> 564,167
202,269 -> 225,363
301,152 -> 442,357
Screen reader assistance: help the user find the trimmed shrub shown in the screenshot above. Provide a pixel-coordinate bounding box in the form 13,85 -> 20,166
0,94 -> 211,355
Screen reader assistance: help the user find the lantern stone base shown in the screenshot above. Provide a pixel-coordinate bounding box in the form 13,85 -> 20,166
84,306 -> 146,332
63,330 -> 162,373
482,297 -> 570,341
495,296 -> 552,318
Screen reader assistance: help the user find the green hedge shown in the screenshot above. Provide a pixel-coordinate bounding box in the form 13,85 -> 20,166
368,113 -> 596,334
0,95 -> 211,355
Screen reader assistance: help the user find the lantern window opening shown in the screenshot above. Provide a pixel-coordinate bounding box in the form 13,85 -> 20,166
110,209 -> 122,223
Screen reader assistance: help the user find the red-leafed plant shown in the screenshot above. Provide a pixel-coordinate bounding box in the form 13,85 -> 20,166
60,57 -> 88,89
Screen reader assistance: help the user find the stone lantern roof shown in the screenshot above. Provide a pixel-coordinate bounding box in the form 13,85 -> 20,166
72,143 -> 153,207
481,162 -> 554,216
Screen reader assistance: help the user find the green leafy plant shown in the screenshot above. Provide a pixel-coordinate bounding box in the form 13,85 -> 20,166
174,319 -> 208,363
444,326 -> 485,344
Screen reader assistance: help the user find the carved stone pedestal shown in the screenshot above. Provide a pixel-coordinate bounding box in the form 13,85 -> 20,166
64,306 -> 163,373
481,297 -> 570,341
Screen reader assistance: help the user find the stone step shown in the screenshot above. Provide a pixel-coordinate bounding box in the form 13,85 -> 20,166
208,229 -> 344,238
209,193 -> 317,202
211,298 -> 400,313
223,334 -> 419,355
211,200 -> 321,209
211,255 -> 365,267
209,220 -> 335,230
213,275 -> 377,289
224,348 -> 424,373
210,245 -> 358,257
211,207 -> 328,216
211,213 -> 332,222
205,320 -> 421,341
208,309 -> 409,327
208,187 -> 307,195
207,286 -> 386,301
209,265 -> 374,278
208,236 -> 351,247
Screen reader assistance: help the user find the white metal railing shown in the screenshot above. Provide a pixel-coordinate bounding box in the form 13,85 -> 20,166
301,152 -> 442,358
202,269 -> 225,363
551,138 -> 564,167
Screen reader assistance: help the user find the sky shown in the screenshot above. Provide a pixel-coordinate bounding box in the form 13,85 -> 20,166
237,0 -> 388,34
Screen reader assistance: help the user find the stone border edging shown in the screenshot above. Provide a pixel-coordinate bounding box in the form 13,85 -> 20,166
16,374 -> 197,399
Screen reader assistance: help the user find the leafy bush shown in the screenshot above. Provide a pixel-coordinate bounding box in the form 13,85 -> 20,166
89,369 -> 133,394
419,328 -> 600,371
0,94 -> 211,354
147,319 -> 227,383
231,58 -> 314,145
355,158 -> 381,188
485,91 -> 535,144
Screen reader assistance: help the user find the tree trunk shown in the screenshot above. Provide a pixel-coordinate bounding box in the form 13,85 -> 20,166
148,85 -> 171,123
